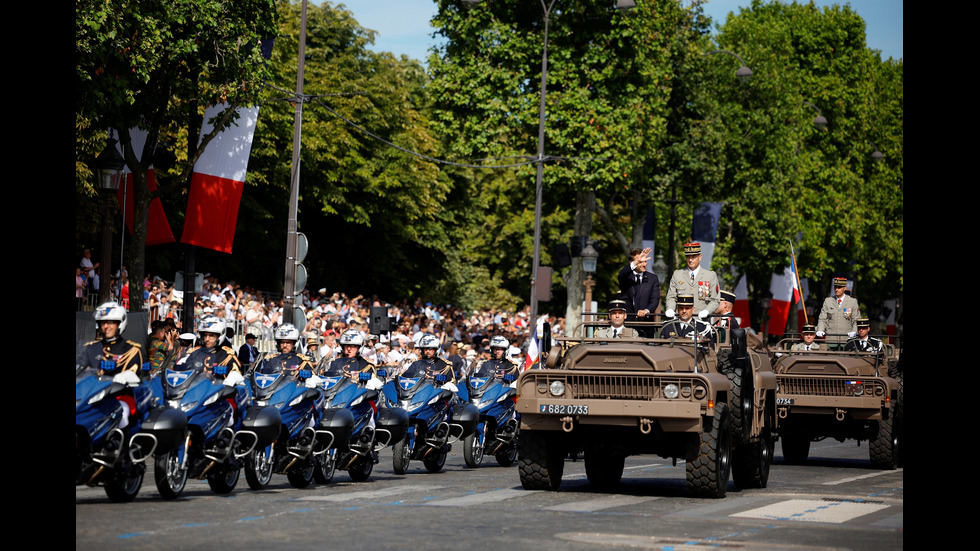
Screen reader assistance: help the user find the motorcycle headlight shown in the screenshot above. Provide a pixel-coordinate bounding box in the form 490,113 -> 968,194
288,395 -> 305,407
203,393 -> 223,407
427,395 -> 443,406
180,400 -> 199,412
87,389 -> 109,405
497,394 -> 512,403
350,395 -> 366,407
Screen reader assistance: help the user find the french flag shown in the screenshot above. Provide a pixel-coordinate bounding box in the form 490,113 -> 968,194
732,273 -> 751,330
767,266 -> 795,335
523,315 -> 548,371
180,104 -> 260,254
691,202 -> 724,268
114,129 -> 176,246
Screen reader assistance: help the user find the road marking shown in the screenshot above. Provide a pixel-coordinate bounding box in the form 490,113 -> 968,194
732,499 -> 888,524
297,485 -> 445,502
427,488 -> 533,507
546,495 -> 659,512
822,469 -> 902,485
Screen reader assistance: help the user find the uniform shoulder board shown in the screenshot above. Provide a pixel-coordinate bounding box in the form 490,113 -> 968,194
126,340 -> 143,348
85,339 -> 100,346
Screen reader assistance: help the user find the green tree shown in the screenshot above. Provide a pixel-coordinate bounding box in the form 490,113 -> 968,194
76,0 -> 280,310
428,0 -> 695,325
677,1 -> 903,320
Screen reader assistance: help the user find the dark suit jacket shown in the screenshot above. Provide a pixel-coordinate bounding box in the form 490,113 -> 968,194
617,266 -> 661,320
238,343 -> 257,365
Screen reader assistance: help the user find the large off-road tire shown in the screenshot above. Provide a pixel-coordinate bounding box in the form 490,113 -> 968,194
780,434 -> 810,465
584,449 -> 625,489
732,427 -> 774,489
721,355 -> 753,445
347,456 -> 374,482
154,447 -> 188,498
518,430 -> 565,491
286,457 -> 315,488
686,404 -> 732,499
392,437 -> 411,475
463,432 -> 484,468
207,464 -> 240,494
313,451 -> 336,484
105,465 -> 144,503
423,448 -> 447,473
244,446 -> 274,490
869,404 -> 899,469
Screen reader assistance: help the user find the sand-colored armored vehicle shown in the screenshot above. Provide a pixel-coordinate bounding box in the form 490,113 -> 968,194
515,320 -> 776,498
770,334 -> 902,469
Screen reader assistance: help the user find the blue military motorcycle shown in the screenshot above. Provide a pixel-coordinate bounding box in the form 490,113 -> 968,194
458,372 -> 519,468
244,359 -> 327,489
382,373 -> 477,474
76,365 -> 186,502
317,368 -> 408,482
151,355 -> 277,498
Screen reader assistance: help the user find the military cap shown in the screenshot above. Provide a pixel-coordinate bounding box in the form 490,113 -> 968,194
801,324 -> 816,333
833,276 -> 848,287
856,318 -> 871,328
720,290 -> 736,303
608,299 -> 628,312
683,242 -> 702,255
676,295 -> 695,307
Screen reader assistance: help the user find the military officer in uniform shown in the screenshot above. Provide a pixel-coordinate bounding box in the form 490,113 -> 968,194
261,323 -> 315,376
595,299 -> 639,338
844,319 -> 882,352
665,242 -> 720,320
77,301 -> 144,378
791,324 -> 821,351
660,295 -> 714,342
714,290 -> 740,329
815,277 -> 861,344
174,316 -> 244,384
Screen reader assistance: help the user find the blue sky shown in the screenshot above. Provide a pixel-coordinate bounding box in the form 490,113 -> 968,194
339,0 -> 903,64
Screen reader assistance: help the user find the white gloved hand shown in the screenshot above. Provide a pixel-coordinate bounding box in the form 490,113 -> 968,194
441,382 -> 459,393
698,309 -> 709,319
223,370 -> 245,386
366,377 -> 384,391
112,370 -> 140,386
847,331 -> 857,338
305,374 -> 323,388
665,309 -> 675,318
816,331 -> 826,337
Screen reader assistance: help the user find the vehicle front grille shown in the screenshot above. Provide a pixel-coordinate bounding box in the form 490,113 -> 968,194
526,373 -> 695,400
777,376 -> 885,397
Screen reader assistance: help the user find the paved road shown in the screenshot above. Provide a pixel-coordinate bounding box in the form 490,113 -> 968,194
76,438 -> 902,550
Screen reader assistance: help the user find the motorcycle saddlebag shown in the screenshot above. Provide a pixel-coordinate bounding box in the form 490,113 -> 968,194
140,406 -> 188,455
318,408 -> 355,450
377,407 -> 409,445
240,405 -> 282,449
451,402 -> 480,439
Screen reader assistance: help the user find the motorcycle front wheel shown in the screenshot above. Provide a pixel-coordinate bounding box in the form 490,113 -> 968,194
393,437 -> 411,475
313,451 -> 336,484
463,432 -> 484,468
207,463 -> 240,494
245,445 -> 274,490
348,456 -> 373,482
423,447 -> 447,473
286,457 -> 315,489
154,446 -> 188,499
105,465 -> 144,503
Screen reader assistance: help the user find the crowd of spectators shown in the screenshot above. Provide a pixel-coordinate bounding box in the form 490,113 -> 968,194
77,255 -> 566,379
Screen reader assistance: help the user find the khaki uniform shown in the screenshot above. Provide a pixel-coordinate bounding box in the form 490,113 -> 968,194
791,342 -> 821,351
594,325 -> 639,338
665,267 -> 720,314
815,295 -> 861,342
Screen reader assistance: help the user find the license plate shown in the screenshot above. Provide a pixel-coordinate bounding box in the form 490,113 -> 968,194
540,404 -> 589,415
776,398 -> 795,405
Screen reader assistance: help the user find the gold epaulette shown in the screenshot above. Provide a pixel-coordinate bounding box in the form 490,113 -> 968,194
126,340 -> 143,348
84,340 -> 100,346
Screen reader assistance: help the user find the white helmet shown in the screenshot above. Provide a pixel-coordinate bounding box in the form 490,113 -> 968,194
198,316 -> 226,337
339,329 -> 364,347
94,301 -> 128,333
275,323 -> 300,342
418,334 -> 440,350
489,336 -> 509,350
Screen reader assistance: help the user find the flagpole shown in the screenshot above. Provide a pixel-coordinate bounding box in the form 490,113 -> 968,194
790,241 -> 807,325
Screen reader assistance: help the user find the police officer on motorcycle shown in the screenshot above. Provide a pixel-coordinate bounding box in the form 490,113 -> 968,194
175,316 -> 244,386
77,301 -> 144,381
319,329 -> 378,380
262,323 -> 316,379
469,336 -> 520,382
402,334 -> 457,386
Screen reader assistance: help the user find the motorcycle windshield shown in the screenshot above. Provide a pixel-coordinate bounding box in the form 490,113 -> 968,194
467,376 -> 492,399
251,359 -> 287,399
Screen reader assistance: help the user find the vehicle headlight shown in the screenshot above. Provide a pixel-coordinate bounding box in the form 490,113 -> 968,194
663,384 -> 679,399
846,381 -> 864,396
180,400 -> 199,412
87,389 -> 109,405
549,380 -> 565,397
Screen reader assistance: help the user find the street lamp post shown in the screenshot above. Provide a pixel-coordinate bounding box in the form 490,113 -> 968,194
581,244 -> 599,322
94,132 -> 126,305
